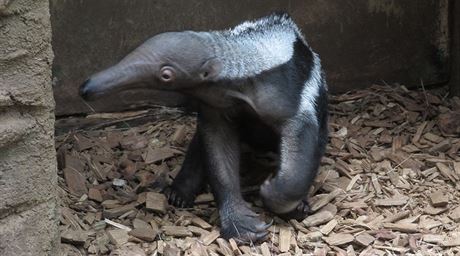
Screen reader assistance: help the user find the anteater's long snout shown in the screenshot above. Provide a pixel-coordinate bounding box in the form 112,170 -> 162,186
79,43 -> 162,101
79,79 -> 93,100
79,60 -> 142,101
78,66 -> 124,101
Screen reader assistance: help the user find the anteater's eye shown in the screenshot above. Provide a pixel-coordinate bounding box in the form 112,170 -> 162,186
160,66 -> 175,82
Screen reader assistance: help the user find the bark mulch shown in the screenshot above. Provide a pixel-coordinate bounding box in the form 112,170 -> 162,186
56,85 -> 460,256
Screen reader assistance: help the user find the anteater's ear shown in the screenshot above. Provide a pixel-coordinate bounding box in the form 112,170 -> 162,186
199,58 -> 222,81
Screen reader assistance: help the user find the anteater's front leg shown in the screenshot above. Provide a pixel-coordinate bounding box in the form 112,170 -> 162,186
260,118 -> 322,220
200,108 -> 270,243
165,131 -> 206,208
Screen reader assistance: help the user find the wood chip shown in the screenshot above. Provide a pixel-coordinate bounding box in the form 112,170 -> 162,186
88,188 -> 103,202
142,147 -> 175,164
436,163 -> 459,182
136,170 -> 156,187
320,219 -> 338,235
103,203 -> 136,219
373,245 -> 408,253
374,195 -> 408,206
132,218 -> 149,230
355,233 -> 375,247
454,162 -> 460,176
438,111 -> 460,134
338,201 -> 368,209
145,192 -> 167,214
430,139 -> 451,152
191,217 -> 212,230
374,230 -> 397,240
187,226 -> 209,237
302,210 -> 334,227
201,229 -> 220,246
54,85 -> 460,255
310,189 -> 342,212
194,193 -> 214,204
412,121 -> 427,143
211,238 -> 230,255
63,167 -> 88,196
73,134 -> 95,151
423,132 -> 443,143
120,135 -> 147,151
346,174 -> 361,191
382,223 -> 419,233
424,205 -> 449,215
129,227 -> 157,242
383,210 -> 410,223
172,125 -> 187,144
441,237 -> 460,247
419,217 -> 442,230
429,191 -> 449,207
299,231 -> 323,244
370,173 -> 382,194
422,234 -> 445,244
61,230 -> 89,245
228,239 -> 241,255
164,244 -> 181,256
279,227 -> 291,253
162,226 -> 193,237
104,219 -> 132,231
289,219 -> 310,234
321,203 -> 338,216
323,233 -> 354,246
277,253 -> 291,256
107,229 -> 129,246
260,242 -> 271,256
449,206 -> 460,222
335,159 -> 353,178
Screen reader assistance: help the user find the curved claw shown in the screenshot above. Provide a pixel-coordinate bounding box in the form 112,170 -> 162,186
248,230 -> 269,243
169,191 -> 176,203
255,230 -> 270,241
221,209 -> 272,244
256,219 -> 273,231
235,230 -> 269,245
266,218 -> 274,228
163,186 -> 194,208
278,200 -> 311,221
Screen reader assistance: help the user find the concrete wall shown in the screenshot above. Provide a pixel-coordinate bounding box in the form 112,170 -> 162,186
0,0 -> 59,255
449,0 -> 459,96
50,0 -> 451,115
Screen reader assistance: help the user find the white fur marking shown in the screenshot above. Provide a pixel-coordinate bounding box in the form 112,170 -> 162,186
298,52 -> 322,124
277,53 -> 322,186
207,14 -> 300,79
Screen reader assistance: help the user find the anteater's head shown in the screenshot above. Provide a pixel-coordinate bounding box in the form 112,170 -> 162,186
80,32 -> 222,100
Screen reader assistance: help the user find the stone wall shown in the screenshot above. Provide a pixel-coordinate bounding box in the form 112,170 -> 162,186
0,0 -> 58,255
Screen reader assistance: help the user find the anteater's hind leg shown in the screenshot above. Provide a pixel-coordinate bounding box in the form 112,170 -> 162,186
164,131 -> 206,208
260,118 -> 323,220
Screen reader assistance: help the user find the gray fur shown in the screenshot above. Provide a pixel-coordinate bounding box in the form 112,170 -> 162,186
196,13 -> 302,79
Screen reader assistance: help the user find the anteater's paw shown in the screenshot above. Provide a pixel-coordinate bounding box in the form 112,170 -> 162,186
220,207 -> 272,244
259,179 -> 288,213
278,199 -> 311,221
163,186 -> 195,208
260,179 -> 309,219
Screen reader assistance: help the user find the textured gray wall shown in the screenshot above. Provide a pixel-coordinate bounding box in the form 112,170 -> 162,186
449,0 -> 459,96
0,0 -> 59,255
50,0 -> 451,115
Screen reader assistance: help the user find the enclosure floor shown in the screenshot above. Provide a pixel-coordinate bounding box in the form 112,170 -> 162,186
57,85 -> 460,256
